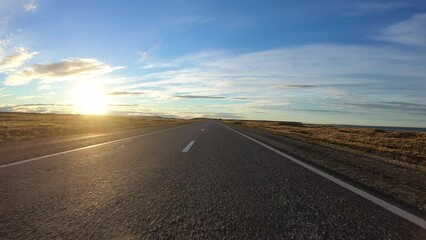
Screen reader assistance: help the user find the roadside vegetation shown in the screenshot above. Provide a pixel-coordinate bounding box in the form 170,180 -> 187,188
0,112 -> 195,142
228,120 -> 426,168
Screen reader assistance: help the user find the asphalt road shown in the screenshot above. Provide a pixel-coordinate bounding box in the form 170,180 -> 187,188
0,120 -> 425,239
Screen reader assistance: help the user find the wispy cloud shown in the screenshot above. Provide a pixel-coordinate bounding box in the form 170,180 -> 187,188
168,15 -> 214,30
4,58 -> 124,85
108,91 -> 145,96
23,0 -> 37,12
17,95 -> 48,100
231,97 -> 257,101
0,0 -> 39,31
344,1 -> 411,16
128,44 -> 426,101
185,112 -> 243,119
290,109 -> 349,114
346,101 -> 426,115
115,43 -> 426,123
108,104 -> 139,107
0,88 -> 11,98
0,103 -> 163,117
272,84 -> 319,89
173,95 -> 226,99
376,13 -> 426,46
271,83 -> 368,89
0,38 -> 9,52
359,2 -> 410,12
137,52 -> 150,61
0,47 -> 38,71
13,103 -> 71,107
0,103 -> 73,114
141,50 -> 227,70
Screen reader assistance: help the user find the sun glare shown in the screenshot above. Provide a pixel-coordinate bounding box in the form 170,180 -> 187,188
73,82 -> 108,115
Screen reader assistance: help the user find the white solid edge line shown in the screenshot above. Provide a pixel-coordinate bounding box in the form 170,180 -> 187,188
182,140 -> 195,152
0,124 -> 189,169
219,122 -> 426,229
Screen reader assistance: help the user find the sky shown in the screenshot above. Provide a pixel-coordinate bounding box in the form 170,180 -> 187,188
0,0 -> 425,127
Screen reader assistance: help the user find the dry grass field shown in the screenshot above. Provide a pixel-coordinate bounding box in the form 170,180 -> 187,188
0,112 -> 195,142
227,120 -> 426,168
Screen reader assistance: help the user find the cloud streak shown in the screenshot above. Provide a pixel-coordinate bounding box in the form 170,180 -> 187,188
346,101 -> 426,115
0,103 -> 73,114
0,47 -> 38,71
115,42 -> 426,125
376,13 -> 426,46
127,44 -> 426,103
173,95 -> 226,99
273,84 -> 318,88
290,109 -> 349,114
4,58 -> 124,85
271,83 -> 367,89
185,112 -> 243,119
108,91 -> 145,96
0,88 -> 11,98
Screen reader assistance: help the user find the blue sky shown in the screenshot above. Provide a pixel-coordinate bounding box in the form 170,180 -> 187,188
0,0 -> 425,127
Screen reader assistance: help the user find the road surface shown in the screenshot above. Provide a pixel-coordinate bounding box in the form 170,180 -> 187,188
0,120 -> 425,239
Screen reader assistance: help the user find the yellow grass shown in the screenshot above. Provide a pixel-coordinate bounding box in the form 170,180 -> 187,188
0,112 -> 195,142
228,120 -> 426,167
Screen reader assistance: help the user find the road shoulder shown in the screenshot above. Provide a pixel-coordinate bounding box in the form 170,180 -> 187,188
0,123 -> 188,166
224,122 -> 426,218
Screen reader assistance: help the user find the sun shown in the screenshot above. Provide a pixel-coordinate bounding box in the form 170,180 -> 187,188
73,82 -> 108,115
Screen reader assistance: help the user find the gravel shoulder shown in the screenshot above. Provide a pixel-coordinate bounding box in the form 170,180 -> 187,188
226,123 -> 426,217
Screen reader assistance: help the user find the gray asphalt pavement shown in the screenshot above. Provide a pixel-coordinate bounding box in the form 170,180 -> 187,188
0,120 -> 425,239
